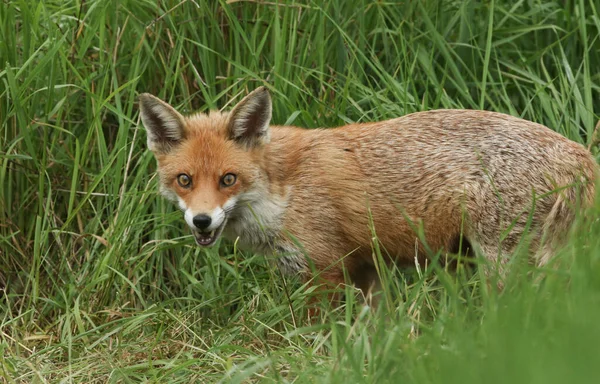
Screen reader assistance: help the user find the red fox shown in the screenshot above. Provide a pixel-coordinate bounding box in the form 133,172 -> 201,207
139,87 -> 598,304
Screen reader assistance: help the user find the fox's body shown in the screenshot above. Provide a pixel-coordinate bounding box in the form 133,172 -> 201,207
140,87 -> 598,300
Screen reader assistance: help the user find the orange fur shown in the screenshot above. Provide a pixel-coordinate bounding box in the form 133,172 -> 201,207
139,87 -> 599,310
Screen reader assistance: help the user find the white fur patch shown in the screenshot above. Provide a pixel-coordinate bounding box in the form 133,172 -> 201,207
275,245 -> 308,275
224,185 -> 288,251
159,184 -> 179,204
184,208 -> 195,229
223,196 -> 238,211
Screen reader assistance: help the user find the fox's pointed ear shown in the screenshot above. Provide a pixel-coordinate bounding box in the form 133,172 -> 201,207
227,86 -> 272,148
139,93 -> 186,154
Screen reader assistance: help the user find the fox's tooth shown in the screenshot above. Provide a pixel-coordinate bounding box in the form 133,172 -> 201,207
210,230 -> 215,237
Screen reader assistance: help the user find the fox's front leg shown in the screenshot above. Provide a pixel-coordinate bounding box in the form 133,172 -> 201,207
304,269 -> 347,320
275,246 -> 346,320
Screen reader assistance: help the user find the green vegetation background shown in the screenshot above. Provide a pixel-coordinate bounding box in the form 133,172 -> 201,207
1,0 -> 600,382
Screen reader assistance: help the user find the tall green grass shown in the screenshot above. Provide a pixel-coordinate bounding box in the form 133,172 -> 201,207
1,0 -> 599,382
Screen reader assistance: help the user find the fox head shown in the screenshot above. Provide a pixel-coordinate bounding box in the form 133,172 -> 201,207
139,87 -> 272,247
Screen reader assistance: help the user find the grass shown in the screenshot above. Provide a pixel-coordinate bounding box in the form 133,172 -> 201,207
1,0 -> 600,382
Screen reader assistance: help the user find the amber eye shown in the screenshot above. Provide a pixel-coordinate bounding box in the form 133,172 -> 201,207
221,173 -> 237,187
177,174 -> 191,188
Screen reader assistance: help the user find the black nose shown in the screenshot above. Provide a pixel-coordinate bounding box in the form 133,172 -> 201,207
192,214 -> 212,230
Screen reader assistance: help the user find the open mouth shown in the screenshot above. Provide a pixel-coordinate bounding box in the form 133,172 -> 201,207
192,220 -> 227,247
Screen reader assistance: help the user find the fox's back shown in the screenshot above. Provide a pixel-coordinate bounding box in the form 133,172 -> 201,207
268,110 -> 597,262
345,110 -> 594,200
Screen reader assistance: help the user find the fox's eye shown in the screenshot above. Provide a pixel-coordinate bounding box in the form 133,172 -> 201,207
177,174 -> 192,188
221,173 -> 237,187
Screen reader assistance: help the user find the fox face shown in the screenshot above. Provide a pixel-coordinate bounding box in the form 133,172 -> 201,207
139,87 -> 273,247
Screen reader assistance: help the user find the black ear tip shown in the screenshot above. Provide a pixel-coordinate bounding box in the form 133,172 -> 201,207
256,86 -> 270,97
138,93 -> 155,106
